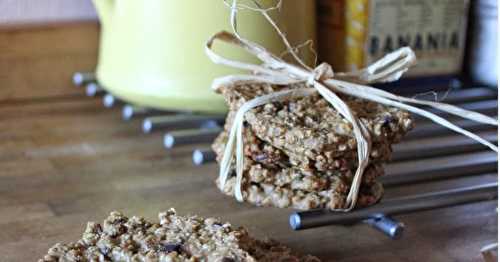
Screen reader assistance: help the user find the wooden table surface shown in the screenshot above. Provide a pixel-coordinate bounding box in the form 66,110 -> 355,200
0,91 -> 496,262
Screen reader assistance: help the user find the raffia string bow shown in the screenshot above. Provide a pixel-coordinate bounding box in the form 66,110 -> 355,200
205,0 -> 498,212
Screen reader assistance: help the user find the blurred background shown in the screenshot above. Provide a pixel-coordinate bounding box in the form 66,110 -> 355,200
1,0 -> 496,112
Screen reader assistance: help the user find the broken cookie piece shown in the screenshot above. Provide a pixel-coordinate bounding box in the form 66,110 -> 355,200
39,210 -> 321,262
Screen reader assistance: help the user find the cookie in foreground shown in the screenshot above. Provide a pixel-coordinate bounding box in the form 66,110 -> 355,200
39,209 -> 321,262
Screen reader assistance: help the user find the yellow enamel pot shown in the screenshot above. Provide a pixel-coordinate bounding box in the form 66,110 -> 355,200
92,0 -> 316,113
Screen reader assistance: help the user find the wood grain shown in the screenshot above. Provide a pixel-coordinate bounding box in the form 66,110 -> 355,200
0,22 -> 98,102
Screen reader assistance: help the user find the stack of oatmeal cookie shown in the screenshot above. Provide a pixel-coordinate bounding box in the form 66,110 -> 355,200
212,82 -> 414,210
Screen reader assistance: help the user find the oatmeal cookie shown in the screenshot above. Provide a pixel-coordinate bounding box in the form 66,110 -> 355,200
214,152 -> 384,192
219,177 -> 383,210
216,82 -> 413,165
40,210 -> 321,262
244,161 -> 383,190
213,124 -> 393,173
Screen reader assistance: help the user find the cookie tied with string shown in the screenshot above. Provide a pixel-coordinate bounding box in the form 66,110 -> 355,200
207,0 -> 497,211
211,82 -> 404,210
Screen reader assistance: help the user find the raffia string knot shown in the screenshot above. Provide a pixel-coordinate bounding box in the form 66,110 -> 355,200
307,62 -> 334,86
206,1 -> 498,212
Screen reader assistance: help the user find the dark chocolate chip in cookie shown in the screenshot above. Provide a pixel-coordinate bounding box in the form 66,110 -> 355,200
254,154 -> 268,161
98,246 -> 110,255
382,115 -> 394,127
159,243 -> 182,253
